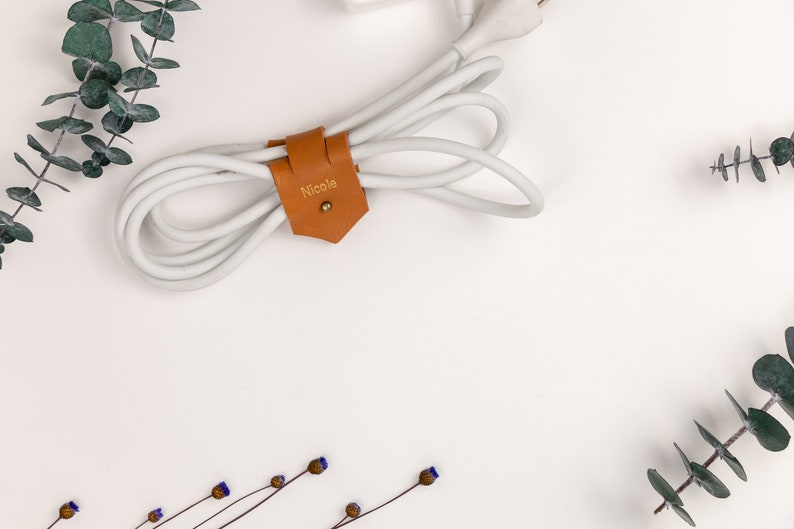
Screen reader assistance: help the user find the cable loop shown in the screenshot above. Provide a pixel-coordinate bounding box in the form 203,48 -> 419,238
115,51 -> 543,290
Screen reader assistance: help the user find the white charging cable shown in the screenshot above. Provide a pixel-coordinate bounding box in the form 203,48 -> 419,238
116,0 -> 547,290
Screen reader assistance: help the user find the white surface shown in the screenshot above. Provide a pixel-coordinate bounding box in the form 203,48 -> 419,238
344,0 -> 414,11
3,1 -> 794,529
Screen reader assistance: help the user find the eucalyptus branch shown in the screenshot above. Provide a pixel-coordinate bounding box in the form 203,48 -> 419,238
711,132 -> 794,182
648,327 -> 794,526
0,0 -> 200,270
651,396 -> 777,516
82,0 -> 196,177
0,15 -> 119,257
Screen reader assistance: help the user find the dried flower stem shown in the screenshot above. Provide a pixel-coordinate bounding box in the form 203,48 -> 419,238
333,484 -> 421,529
214,470 -> 309,529
152,495 -> 212,529
191,484 -> 273,529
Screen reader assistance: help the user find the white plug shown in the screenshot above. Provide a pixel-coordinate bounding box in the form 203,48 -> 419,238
453,0 -> 542,58
454,0 -> 476,17
454,0 -> 476,31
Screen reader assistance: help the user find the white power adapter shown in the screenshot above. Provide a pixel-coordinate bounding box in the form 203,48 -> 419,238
345,0 -> 543,54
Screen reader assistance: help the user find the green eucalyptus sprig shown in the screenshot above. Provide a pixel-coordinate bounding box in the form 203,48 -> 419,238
0,0 -> 200,269
648,326 -> 794,526
710,132 -> 794,182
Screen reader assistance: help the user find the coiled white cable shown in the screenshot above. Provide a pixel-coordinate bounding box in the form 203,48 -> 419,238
115,1 -> 545,290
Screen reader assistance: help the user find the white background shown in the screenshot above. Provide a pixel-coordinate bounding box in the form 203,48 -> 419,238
3,1 -> 794,528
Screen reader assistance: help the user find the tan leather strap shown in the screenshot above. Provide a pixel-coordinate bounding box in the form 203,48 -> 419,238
268,127 -> 368,243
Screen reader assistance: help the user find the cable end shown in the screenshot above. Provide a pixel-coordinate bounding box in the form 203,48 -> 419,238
453,0 -> 542,58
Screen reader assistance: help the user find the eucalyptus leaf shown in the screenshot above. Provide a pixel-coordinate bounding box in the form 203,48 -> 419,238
40,178 -> 70,192
5,221 -> 33,242
0,210 -> 12,225
142,10 -> 176,41
167,0 -> 201,11
114,0 -> 146,21
72,59 -> 122,84
42,92 -> 77,106
724,390 -> 748,422
14,153 -> 40,178
752,354 -> 794,402
148,57 -> 180,69
60,118 -> 94,134
81,160 -> 103,178
16,153 -> 69,191
71,58 -> 93,81
786,327 -> 794,364
128,104 -> 159,123
733,145 -> 741,182
26,135 -> 49,155
36,117 -> 68,133
36,116 -> 93,135
647,469 -> 683,506
694,420 -> 722,449
6,187 -> 42,210
62,22 -> 113,62
690,464 -> 729,498
694,420 -> 747,481
130,35 -> 150,64
108,91 -> 130,117
67,0 -> 113,22
79,79 -> 112,109
751,154 -> 766,182
670,504 -> 695,527
106,147 -> 132,165
717,153 -> 727,181
746,408 -> 790,452
41,153 -> 82,172
719,450 -> 747,482
673,443 -> 693,475
101,111 -> 134,136
81,134 -> 107,153
96,61 -> 123,85
121,67 -> 158,91
770,137 -> 794,166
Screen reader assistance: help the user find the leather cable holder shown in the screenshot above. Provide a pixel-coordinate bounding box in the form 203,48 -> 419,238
267,127 -> 369,244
